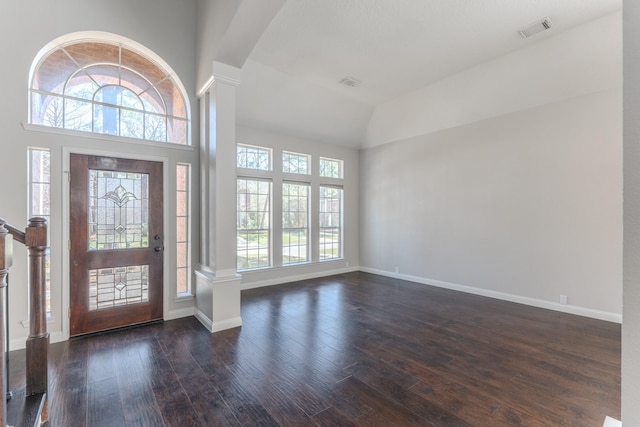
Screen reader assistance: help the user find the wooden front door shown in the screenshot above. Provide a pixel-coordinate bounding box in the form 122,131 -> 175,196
69,154 -> 164,336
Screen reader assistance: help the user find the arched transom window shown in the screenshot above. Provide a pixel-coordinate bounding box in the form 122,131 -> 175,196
30,39 -> 190,145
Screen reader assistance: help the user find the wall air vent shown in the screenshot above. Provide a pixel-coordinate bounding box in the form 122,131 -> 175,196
518,17 -> 552,38
339,76 -> 361,87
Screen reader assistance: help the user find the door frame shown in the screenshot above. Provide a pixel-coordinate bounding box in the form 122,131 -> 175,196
62,147 -> 169,340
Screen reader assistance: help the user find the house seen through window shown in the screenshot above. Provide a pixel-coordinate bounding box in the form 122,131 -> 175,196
30,41 -> 189,144
236,143 -> 344,271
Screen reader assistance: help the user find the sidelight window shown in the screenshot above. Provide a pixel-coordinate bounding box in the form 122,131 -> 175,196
176,164 -> 191,295
28,147 -> 51,314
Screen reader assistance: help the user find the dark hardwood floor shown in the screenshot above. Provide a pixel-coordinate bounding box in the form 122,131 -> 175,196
8,272 -> 620,426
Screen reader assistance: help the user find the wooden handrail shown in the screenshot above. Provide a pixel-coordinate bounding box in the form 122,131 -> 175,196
3,223 -> 24,246
0,217 -> 49,425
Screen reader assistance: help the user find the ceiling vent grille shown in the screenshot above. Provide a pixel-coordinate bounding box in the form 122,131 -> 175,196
339,76 -> 361,87
518,17 -> 552,38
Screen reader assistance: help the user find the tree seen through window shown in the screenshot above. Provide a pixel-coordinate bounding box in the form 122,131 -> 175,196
30,40 -> 189,144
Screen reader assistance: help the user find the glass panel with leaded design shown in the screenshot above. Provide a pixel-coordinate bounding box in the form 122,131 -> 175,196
89,265 -> 149,311
30,41 -> 190,145
88,170 -> 149,250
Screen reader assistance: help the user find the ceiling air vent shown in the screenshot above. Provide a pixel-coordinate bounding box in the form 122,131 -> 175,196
339,76 -> 361,87
518,17 -> 552,39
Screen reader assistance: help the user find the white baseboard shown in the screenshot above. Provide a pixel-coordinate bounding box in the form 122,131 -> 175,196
241,265 -> 359,290
211,316 -> 242,332
49,330 -> 67,345
194,309 -> 242,333
164,306 -> 195,321
194,309 -> 213,331
359,267 -> 622,324
10,330 -> 66,351
9,266 -> 619,349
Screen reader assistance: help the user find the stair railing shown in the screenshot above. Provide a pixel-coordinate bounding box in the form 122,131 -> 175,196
0,217 -> 49,425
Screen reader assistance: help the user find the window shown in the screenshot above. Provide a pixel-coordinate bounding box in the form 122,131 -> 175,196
319,186 -> 343,260
236,143 -> 345,270
319,157 -> 343,178
283,151 -> 310,174
30,40 -> 189,144
29,148 -> 51,313
237,144 -> 271,170
282,182 -> 310,265
176,164 -> 191,295
237,178 -> 271,270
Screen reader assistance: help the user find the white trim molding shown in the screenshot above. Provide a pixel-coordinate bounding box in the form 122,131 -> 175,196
359,267 -> 622,324
211,316 -> 243,333
194,309 -> 214,332
194,269 -> 243,334
22,123 -> 195,152
165,307 -> 195,321
11,331 -> 66,351
241,265 -> 359,290
212,61 -> 242,87
194,310 -> 242,333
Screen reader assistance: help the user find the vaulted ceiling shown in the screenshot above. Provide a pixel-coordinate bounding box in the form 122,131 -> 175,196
228,0 -> 621,148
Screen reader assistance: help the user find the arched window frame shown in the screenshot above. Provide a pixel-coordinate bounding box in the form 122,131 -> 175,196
28,32 -> 191,146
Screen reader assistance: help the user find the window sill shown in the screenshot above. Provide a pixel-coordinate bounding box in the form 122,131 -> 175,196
174,293 -> 194,303
239,258 -> 345,274
22,123 -> 195,152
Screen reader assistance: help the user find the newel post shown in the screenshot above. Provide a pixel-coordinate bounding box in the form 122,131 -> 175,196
25,217 -> 48,396
0,219 -> 13,426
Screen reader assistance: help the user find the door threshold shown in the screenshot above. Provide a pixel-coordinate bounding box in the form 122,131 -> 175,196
70,319 -> 164,339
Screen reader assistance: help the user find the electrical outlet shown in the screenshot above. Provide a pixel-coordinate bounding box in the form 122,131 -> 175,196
559,294 -> 568,305
394,266 -> 399,274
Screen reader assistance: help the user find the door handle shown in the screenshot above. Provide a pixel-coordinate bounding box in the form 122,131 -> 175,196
154,246 -> 164,252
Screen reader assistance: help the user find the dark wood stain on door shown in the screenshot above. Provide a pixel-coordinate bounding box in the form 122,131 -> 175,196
69,153 -> 163,336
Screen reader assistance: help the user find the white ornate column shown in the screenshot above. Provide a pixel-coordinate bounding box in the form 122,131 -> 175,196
195,61 -> 242,332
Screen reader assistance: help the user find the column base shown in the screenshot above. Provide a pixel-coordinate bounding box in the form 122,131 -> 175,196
194,269 -> 243,333
26,333 -> 49,395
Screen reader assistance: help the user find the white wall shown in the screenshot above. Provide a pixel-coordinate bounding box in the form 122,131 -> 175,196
236,125 -> 360,289
0,0 -> 200,347
195,0 -> 286,91
623,0 -> 640,423
360,87 -> 622,319
365,11 -> 622,148
237,59 -> 374,149
196,0 -> 242,90
359,11 -> 623,322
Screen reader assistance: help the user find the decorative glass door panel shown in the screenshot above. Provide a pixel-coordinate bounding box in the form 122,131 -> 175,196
89,265 -> 149,311
88,170 -> 149,250
70,154 -> 163,336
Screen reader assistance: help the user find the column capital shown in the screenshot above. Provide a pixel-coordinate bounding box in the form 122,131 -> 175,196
212,61 -> 242,87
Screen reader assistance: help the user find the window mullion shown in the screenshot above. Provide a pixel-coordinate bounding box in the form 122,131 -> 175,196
29,41 -> 189,144
272,176 -> 283,268
310,178 -> 320,263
